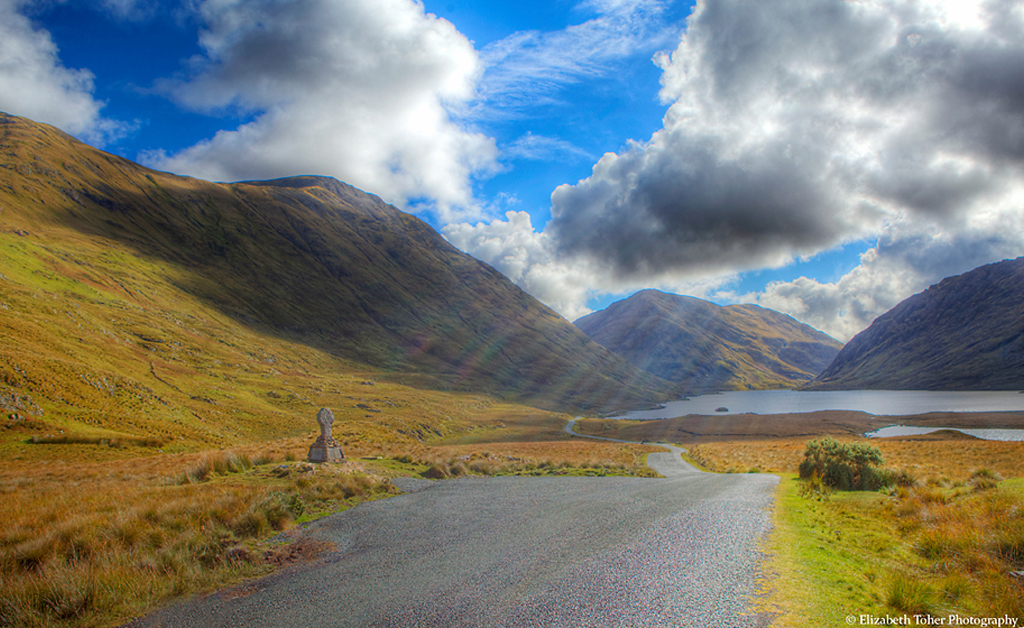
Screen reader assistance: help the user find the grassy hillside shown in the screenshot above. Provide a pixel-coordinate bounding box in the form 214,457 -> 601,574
809,257 -> 1024,390
575,290 -> 842,392
0,112 -> 676,421
0,200 -> 567,458
0,111 -> 677,628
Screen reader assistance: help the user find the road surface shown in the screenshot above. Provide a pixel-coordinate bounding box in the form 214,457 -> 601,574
128,426 -> 778,628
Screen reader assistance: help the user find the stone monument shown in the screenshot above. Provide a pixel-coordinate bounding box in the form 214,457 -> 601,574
308,407 -> 344,463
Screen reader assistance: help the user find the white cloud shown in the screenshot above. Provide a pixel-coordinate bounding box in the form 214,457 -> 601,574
444,211 -> 601,321
467,0 -> 680,118
743,211 -> 1024,342
504,132 -> 593,163
0,0 -> 122,144
444,209 -> 739,322
550,0 -> 1024,271
146,0 -> 498,221
453,0 -> 1024,338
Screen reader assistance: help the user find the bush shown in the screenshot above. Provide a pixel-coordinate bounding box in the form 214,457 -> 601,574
798,437 -> 890,491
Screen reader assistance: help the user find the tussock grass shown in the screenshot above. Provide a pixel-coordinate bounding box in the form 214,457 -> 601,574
886,573 -> 936,615
691,436 -> 1024,483
27,433 -> 166,448
401,450 -> 655,478
0,448 -> 396,628
761,467 -> 1024,627
0,411 -> 658,627
381,438 -> 661,478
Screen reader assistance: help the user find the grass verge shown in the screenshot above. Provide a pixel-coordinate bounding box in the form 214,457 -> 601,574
759,473 -> 1024,626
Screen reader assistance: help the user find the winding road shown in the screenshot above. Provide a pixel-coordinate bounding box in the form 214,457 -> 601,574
128,421 -> 778,628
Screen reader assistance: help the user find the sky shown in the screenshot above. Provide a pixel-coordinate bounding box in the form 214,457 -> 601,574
2,0 -> 1024,343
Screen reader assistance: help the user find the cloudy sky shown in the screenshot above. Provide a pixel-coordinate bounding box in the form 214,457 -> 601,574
3,0 -> 1023,342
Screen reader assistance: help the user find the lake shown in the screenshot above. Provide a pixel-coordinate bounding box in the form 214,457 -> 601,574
609,389 -> 1024,420
864,425 -> 1024,441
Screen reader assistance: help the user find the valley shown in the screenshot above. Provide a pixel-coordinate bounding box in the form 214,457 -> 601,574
1,112 -> 1023,627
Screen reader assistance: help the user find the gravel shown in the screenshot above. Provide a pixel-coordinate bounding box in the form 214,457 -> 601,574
126,450 -> 778,628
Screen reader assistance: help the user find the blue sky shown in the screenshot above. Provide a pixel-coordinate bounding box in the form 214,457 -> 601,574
3,0 -> 1024,341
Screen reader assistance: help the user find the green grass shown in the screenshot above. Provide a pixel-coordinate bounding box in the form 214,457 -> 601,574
763,474 -> 1024,627
760,475 -> 898,626
678,448 -> 713,472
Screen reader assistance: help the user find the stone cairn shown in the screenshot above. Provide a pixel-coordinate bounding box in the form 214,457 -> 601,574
308,407 -> 344,463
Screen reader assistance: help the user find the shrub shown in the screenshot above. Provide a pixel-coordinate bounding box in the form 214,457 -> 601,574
798,437 -> 889,491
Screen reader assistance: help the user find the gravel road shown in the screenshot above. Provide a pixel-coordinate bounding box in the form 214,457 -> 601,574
128,435 -> 778,628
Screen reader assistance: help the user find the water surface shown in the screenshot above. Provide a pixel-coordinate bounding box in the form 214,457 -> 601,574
865,425 -> 1024,441
611,389 -> 1024,420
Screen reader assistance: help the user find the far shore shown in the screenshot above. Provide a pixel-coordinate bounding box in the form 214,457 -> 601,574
574,410 -> 1024,444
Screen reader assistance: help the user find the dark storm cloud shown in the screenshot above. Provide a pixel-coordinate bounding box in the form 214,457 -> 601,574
548,0 -> 1024,279
550,132 -> 854,276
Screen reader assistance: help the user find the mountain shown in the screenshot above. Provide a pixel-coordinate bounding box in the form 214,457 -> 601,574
574,290 -> 842,392
0,112 -> 675,417
809,258 -> 1024,391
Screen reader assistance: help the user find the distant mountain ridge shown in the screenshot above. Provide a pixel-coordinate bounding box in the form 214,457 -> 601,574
0,112 -> 676,412
574,290 -> 842,393
809,258 -> 1024,391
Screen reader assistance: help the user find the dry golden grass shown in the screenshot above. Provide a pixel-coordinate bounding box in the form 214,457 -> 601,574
0,406 -> 666,627
690,434 -> 1024,483
716,433 -> 1024,626
412,440 -> 660,478
883,480 -> 1024,618
0,442 -> 401,627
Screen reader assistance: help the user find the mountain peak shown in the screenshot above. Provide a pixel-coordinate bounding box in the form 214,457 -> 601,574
575,291 -> 842,393
809,257 -> 1024,390
0,112 -> 675,412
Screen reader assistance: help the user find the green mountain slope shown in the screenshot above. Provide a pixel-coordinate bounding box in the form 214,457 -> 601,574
0,112 -> 674,423
809,258 -> 1024,390
574,290 -> 842,392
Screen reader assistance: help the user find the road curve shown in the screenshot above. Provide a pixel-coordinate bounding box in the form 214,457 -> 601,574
564,416 -> 701,478
127,424 -> 777,628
